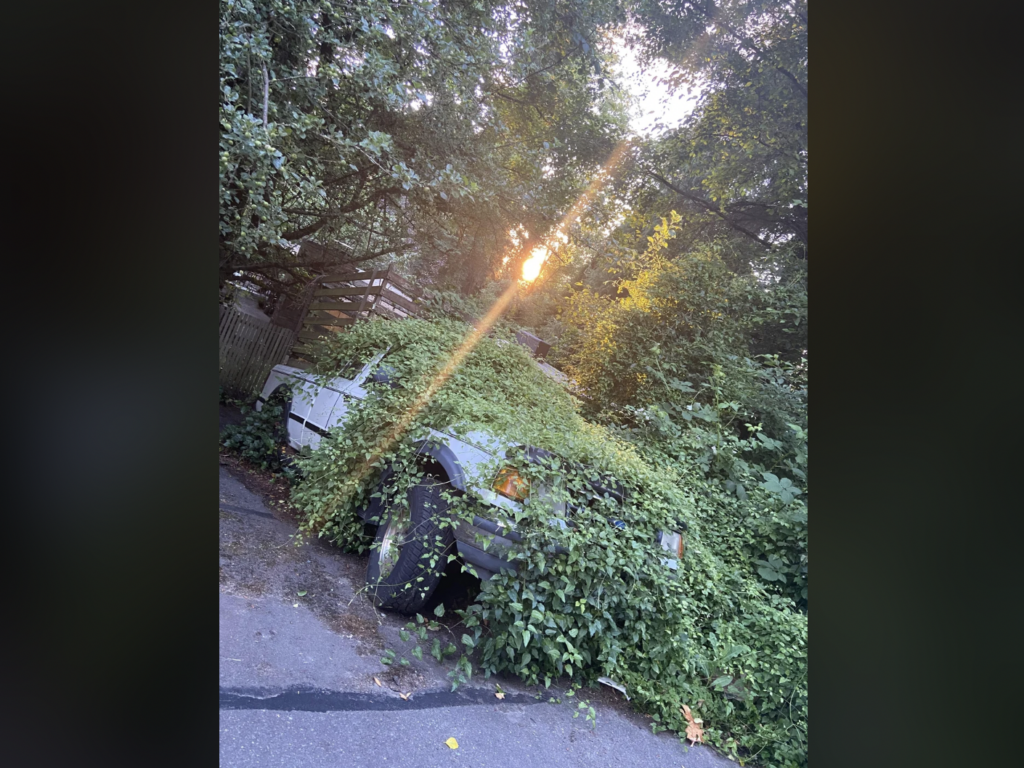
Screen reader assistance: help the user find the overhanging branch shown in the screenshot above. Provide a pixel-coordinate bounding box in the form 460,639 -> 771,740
645,171 -> 773,248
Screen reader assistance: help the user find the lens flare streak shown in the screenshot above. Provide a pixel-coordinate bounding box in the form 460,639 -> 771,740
313,141 -> 631,527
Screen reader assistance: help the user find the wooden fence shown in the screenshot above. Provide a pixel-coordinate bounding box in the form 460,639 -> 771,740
289,263 -> 425,365
219,305 -> 296,397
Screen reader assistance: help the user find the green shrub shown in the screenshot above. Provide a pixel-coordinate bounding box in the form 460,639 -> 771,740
287,317 -> 807,767
221,398 -> 295,475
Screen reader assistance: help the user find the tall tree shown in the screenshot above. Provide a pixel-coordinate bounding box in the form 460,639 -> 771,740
627,0 -> 807,254
219,0 -> 629,298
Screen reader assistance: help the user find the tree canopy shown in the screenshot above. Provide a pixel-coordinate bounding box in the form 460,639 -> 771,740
220,0 -> 632,298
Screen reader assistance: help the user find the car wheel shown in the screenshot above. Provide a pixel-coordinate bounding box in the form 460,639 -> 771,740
365,472 -> 455,614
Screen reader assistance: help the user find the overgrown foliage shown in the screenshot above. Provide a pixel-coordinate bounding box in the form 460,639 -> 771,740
628,0 -> 808,253
284,318 -> 806,767
221,397 -> 299,479
219,1 -> 808,764
557,212 -> 807,604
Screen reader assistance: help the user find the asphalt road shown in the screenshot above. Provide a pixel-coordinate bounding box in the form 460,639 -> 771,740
219,464 -> 737,768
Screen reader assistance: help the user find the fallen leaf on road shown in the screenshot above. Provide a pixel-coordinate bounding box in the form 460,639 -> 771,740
297,590 -> 307,597
495,692 -> 505,699
680,704 -> 704,745
373,677 -> 382,687
399,692 -> 412,700
445,737 -> 459,749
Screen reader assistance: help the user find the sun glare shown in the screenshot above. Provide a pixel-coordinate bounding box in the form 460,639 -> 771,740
333,140 -> 631,499
522,247 -> 548,282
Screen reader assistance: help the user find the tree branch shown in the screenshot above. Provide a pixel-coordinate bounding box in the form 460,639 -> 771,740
261,63 -> 269,126
645,170 -> 773,248
716,19 -> 807,100
281,217 -> 329,241
298,239 -> 413,266
775,66 -> 807,99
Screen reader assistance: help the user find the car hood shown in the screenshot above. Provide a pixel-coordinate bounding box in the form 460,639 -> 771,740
437,426 -> 513,459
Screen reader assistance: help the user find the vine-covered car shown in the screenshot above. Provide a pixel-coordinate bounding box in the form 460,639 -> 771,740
256,342 -> 687,615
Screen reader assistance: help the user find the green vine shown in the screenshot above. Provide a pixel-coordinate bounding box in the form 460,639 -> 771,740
285,317 -> 806,768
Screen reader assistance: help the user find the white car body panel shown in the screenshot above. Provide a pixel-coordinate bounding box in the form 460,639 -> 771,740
256,360 -> 512,486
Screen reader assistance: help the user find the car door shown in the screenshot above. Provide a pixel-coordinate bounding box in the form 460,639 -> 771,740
301,385 -> 340,450
324,349 -> 388,431
283,374 -> 315,447
283,374 -> 340,450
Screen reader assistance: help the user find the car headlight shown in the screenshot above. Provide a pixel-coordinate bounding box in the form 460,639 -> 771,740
492,466 -> 531,501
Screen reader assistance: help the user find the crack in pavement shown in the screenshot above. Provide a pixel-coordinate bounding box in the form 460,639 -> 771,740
220,502 -> 277,520
220,685 -> 546,712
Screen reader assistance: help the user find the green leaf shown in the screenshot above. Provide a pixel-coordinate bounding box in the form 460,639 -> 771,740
434,603 -> 445,618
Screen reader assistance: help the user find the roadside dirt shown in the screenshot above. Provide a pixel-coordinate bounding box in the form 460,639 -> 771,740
218,450 -> 302,525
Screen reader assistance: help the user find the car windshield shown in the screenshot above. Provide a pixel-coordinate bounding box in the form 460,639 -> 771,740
337,358 -> 365,380
337,345 -> 393,381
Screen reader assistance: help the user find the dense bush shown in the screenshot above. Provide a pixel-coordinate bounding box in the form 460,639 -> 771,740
221,397 -> 295,475
287,317 -> 807,767
557,214 -> 808,609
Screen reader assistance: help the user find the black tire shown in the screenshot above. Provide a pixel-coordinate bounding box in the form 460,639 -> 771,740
366,472 -> 455,614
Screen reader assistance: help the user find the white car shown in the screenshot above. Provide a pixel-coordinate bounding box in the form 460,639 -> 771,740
255,349 -> 686,614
